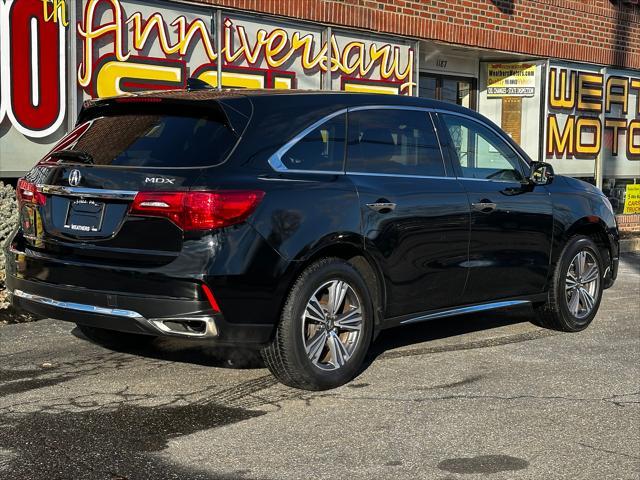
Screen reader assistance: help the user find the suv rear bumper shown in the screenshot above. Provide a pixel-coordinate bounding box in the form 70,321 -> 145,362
6,275 -> 274,347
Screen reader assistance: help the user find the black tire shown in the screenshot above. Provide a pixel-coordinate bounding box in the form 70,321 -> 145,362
261,257 -> 375,390
76,324 -> 155,349
534,235 -> 603,332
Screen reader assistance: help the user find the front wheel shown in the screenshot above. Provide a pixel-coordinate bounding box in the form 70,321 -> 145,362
534,235 -> 603,332
261,258 -> 375,390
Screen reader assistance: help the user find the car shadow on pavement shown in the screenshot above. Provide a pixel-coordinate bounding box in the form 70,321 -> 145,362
364,305 -> 553,367
73,304 -> 547,375
71,327 -> 265,369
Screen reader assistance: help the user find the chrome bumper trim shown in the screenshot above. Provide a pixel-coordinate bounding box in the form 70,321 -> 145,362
12,289 -> 218,338
37,185 -> 138,201
13,289 -> 145,319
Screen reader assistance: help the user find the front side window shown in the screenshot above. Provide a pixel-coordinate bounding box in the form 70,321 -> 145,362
346,109 -> 446,177
280,113 -> 346,171
440,114 -> 525,182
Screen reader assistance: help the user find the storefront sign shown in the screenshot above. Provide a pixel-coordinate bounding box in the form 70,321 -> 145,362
545,64 -> 640,177
0,0 -> 415,176
623,184 -> 640,214
487,63 -> 535,98
77,0 -> 415,98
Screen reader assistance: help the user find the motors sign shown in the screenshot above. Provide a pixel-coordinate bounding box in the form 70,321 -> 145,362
545,63 -> 640,177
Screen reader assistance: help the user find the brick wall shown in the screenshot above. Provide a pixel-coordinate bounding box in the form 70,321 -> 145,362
195,0 -> 640,69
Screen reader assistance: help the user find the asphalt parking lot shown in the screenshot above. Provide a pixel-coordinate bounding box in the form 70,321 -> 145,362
0,254 -> 638,480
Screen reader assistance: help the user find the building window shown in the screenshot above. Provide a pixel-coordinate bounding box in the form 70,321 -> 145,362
419,73 -> 477,110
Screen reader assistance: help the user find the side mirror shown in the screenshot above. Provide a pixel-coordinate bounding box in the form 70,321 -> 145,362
529,161 -> 554,186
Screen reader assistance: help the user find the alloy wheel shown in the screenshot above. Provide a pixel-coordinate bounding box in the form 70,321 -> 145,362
565,250 -> 600,320
301,279 -> 363,371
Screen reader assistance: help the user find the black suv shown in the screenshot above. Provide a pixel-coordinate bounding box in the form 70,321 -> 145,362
5,89 -> 619,390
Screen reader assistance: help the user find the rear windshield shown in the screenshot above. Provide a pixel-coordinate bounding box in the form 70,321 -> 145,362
46,114 -> 237,168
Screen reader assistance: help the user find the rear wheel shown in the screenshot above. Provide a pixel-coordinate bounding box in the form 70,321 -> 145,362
261,258 -> 374,390
76,324 -> 155,349
534,235 -> 603,332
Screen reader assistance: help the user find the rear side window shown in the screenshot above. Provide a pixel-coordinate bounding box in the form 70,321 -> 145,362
280,113 -> 346,172
347,109 -> 445,177
47,114 -> 237,168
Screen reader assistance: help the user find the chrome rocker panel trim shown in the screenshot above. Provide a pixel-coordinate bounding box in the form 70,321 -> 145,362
399,300 -> 531,325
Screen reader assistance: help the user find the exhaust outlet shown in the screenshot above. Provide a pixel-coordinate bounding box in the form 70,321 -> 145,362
148,316 -> 218,338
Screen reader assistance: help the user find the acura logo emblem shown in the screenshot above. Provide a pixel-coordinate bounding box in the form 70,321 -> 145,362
68,169 -> 82,187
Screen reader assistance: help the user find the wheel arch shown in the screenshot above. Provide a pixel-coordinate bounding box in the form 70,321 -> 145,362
282,237 -> 387,333
562,216 -> 613,270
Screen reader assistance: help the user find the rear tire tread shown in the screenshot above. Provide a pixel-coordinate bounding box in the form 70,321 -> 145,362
261,257 -> 371,390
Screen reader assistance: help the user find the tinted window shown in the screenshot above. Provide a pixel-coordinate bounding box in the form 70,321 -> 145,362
48,114 -> 237,168
441,114 -> 525,181
347,109 -> 445,176
280,113 -> 346,171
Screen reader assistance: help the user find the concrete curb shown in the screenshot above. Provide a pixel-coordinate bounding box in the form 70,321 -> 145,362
621,237 -> 640,253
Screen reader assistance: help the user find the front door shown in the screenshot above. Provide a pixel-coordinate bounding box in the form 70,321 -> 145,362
419,73 -> 477,111
346,107 -> 470,318
436,112 -> 554,305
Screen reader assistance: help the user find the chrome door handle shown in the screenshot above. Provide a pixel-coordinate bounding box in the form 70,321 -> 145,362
366,202 -> 396,212
471,201 -> 497,213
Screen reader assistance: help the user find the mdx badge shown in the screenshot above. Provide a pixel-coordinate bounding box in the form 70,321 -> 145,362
145,177 -> 176,184
68,169 -> 82,187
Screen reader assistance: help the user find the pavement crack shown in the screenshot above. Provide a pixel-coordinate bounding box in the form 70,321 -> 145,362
577,442 -> 640,460
321,390 -> 640,406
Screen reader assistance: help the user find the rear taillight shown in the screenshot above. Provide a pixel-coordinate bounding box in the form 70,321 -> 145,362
129,190 -> 264,231
16,179 -> 46,206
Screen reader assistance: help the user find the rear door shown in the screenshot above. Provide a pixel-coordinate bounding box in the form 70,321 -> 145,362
346,107 -> 470,318
18,99 -> 242,266
436,111 -> 553,304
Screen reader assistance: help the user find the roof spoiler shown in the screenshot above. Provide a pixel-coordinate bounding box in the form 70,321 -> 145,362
76,90 -> 246,135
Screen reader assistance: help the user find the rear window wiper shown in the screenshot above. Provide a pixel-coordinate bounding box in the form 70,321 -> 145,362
50,150 -> 94,164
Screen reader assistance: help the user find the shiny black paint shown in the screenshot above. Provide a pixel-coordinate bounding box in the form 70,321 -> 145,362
4,90 -> 619,346
350,174 -> 470,316
456,178 -> 554,303
543,175 -> 619,286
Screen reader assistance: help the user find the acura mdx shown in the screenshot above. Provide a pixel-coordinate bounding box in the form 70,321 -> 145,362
4,89 -> 619,390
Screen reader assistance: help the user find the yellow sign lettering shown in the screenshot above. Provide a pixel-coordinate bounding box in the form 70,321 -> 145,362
547,114 -> 574,157
42,0 -> 68,27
